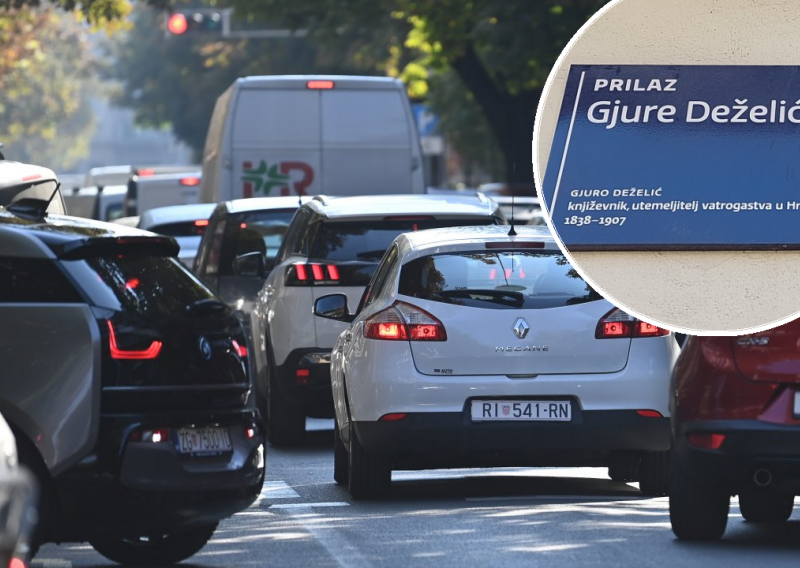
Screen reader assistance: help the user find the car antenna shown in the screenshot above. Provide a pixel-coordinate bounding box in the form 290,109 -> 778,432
0,143 -> 5,160
508,162 -> 517,236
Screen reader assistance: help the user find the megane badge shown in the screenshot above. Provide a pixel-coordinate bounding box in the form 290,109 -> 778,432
512,318 -> 530,339
198,336 -> 213,361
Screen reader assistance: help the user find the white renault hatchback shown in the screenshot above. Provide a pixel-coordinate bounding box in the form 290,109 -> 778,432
315,225 -> 680,498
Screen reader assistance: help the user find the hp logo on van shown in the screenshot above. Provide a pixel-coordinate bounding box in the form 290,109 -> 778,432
512,318 -> 530,339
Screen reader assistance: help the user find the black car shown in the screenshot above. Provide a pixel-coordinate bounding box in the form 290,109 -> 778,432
0,204 -> 264,564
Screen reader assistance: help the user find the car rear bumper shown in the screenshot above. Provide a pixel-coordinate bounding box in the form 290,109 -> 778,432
353,410 -> 669,469
275,349 -> 334,414
673,419 -> 800,492
53,410 -> 265,541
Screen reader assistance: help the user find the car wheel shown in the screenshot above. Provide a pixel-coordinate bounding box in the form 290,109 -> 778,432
739,492 -> 794,523
639,451 -> 669,496
608,463 -> 639,482
333,418 -> 349,485
347,422 -> 391,499
90,524 -> 217,566
669,451 -> 729,540
266,359 -> 305,447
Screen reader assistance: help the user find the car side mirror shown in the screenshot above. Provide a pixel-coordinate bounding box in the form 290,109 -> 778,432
314,294 -> 354,323
232,252 -> 267,278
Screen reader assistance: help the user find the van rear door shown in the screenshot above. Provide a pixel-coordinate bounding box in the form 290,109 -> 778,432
320,89 -> 413,195
232,89 -> 321,198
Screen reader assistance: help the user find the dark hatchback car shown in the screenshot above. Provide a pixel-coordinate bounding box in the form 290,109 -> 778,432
670,328 -> 799,540
0,205 -> 264,564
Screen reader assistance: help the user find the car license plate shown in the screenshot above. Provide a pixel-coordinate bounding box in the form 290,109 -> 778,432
175,427 -> 232,455
794,392 -> 800,417
471,400 -> 571,422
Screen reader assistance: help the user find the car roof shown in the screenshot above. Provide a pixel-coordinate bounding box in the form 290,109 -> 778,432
0,161 -> 57,190
237,75 -> 402,91
220,196 -> 309,215
0,207 -> 174,260
397,224 -> 558,258
304,194 -> 499,219
139,203 -> 217,229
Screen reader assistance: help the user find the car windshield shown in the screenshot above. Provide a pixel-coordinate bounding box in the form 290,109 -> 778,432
307,219 -> 495,262
398,250 -> 602,309
219,209 -> 296,275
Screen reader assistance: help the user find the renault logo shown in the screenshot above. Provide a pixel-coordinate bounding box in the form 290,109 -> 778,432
512,318 -> 530,339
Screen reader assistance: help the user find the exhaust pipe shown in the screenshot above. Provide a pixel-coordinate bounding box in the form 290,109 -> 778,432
753,468 -> 773,487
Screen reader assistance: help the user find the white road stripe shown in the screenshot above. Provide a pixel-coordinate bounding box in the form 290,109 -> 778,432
258,480 -> 301,501
465,494 -> 647,503
270,502 -> 349,509
278,505 -> 370,568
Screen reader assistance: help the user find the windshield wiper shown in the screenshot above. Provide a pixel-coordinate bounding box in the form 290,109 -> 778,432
435,289 -> 524,307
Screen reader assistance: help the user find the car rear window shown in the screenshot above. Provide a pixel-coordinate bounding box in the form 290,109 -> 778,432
218,209 -> 296,275
398,251 -> 601,310
149,221 -> 207,237
306,219 -> 496,262
84,255 -> 214,318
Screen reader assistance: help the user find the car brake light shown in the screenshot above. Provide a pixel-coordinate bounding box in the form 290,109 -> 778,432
138,168 -> 155,176
364,301 -> 447,341
195,219 -> 209,227
379,413 -> 407,421
9,558 -> 27,568
130,428 -> 170,443
687,432 -> 726,450
636,410 -> 663,418
287,263 -> 341,285
231,340 -> 247,358
107,321 -> 163,359
180,176 -> 201,187
595,309 -> 669,339
307,80 -> 334,89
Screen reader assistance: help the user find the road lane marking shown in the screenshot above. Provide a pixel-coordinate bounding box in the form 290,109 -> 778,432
270,502 -> 349,509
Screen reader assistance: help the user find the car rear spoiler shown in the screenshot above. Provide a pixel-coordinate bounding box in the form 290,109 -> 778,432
50,235 -> 180,260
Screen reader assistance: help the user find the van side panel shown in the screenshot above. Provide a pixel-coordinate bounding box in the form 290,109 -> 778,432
231,90 -> 322,199
201,84 -> 235,203
0,305 -> 100,475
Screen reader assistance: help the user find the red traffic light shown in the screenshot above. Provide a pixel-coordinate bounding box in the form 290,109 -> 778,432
167,13 -> 188,35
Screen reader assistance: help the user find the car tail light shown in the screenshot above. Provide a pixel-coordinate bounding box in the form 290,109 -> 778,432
307,80 -> 334,89
595,309 -> 669,339
687,432 -> 726,450
137,168 -> 155,176
231,340 -> 247,358
364,301 -> 447,341
107,321 -> 163,360
9,558 -> 26,568
379,413 -> 407,421
286,262 -> 341,285
636,410 -> 663,418
179,176 -> 201,187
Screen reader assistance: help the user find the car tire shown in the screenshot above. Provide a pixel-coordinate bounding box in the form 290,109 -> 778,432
639,451 -> 669,496
90,524 -> 217,566
266,359 -> 305,447
608,463 -> 639,482
333,418 -> 349,485
347,423 -> 391,499
739,492 -> 794,523
669,451 -> 729,540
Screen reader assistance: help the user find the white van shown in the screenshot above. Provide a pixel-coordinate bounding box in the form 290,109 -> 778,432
124,171 -> 203,217
201,75 -> 425,202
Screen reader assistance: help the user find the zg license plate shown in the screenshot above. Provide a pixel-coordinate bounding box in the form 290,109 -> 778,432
176,427 -> 232,456
471,400 -> 572,422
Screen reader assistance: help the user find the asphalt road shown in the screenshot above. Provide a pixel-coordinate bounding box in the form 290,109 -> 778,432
34,419 -> 800,568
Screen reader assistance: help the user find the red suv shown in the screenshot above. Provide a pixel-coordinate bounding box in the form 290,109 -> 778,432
669,330 -> 799,540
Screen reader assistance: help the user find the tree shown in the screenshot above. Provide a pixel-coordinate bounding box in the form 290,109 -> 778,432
226,0 -> 608,188
107,6 -> 395,158
0,7 -> 98,170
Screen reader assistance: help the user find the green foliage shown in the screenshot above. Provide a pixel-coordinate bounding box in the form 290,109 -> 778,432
0,8 -> 98,170
108,6 -> 388,158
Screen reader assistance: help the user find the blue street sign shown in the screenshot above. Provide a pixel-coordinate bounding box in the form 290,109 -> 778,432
541,65 -> 800,250
412,104 -> 440,138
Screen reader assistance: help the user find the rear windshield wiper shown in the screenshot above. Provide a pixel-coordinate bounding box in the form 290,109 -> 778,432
434,289 -> 524,307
